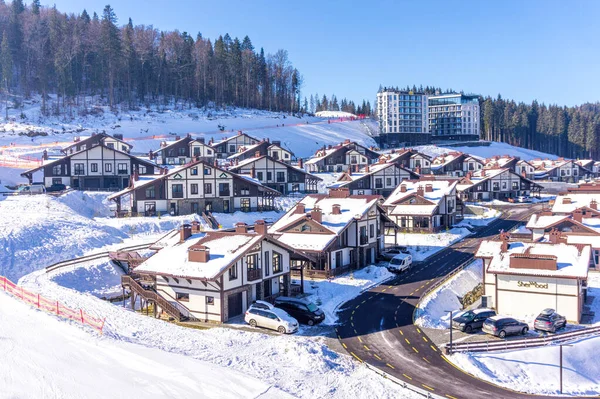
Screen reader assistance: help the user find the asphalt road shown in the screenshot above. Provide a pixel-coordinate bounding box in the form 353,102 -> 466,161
335,205 -> 578,399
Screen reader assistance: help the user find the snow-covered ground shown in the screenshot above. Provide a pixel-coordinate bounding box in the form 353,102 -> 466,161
416,141 -> 559,162
457,206 -> 501,228
387,227 -> 472,262
414,260 -> 483,329
0,290 -> 293,399
315,111 -> 356,118
587,272 -> 600,325
299,265 -> 394,325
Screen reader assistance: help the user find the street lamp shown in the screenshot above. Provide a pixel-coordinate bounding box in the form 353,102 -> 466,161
445,310 -> 453,354
559,344 -> 572,394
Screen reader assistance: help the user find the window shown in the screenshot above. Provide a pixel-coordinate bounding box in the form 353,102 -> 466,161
502,182 -> 507,190
284,153 -> 289,159
257,171 -> 263,181
207,149 -> 212,155
276,172 -> 285,182
493,182 -> 500,191
247,254 -> 258,270
117,163 -> 127,174
229,144 -> 236,153
219,183 -> 230,196
176,292 -> 189,302
375,178 -> 383,189
204,167 -> 211,175
241,198 -> 250,212
264,251 -> 270,276
139,166 -> 146,174
191,183 -> 198,195
191,167 -> 198,175
204,183 -> 212,194
104,163 -> 112,173
386,178 -> 392,186
267,172 -> 272,181
52,178 -> 61,185
145,186 -> 155,199
178,147 -> 185,156
172,184 -> 183,198
369,224 -> 375,238
74,163 -> 85,175
512,182 -> 519,190
240,186 -> 250,196
206,296 -> 214,305
193,147 -> 200,157
301,225 -> 311,232
107,143 -> 114,149
273,251 -> 282,273
52,165 -> 62,175
350,155 -> 357,164
228,265 -> 238,280
292,183 -> 300,192
168,149 -> 175,157
90,163 -> 98,172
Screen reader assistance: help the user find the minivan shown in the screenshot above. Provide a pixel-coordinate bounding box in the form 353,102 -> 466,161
482,316 -> 529,338
452,308 -> 496,333
16,184 -> 46,195
274,296 -> 325,326
244,306 -> 298,334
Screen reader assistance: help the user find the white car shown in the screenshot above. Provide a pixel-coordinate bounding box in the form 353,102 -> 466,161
517,196 -> 531,203
387,253 -> 412,273
244,306 -> 299,334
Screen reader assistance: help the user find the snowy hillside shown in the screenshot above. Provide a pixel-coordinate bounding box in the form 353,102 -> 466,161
416,141 -> 559,161
0,291 -> 292,399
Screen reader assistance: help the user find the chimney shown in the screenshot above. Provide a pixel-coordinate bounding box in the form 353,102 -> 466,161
133,169 -> 139,181
310,206 -> 322,223
500,231 -> 510,253
254,220 -> 267,235
187,133 -> 192,138
235,222 -> 248,234
175,135 -> 181,141
235,158 -> 239,166
415,166 -> 421,175
400,184 -> 407,193
332,204 -> 341,215
188,244 -> 210,263
42,150 -> 48,160
327,144 -> 332,150
481,169 -> 486,177
214,159 -> 219,167
365,165 -> 370,173
572,208 -> 583,223
425,184 -> 433,193
591,199 -> 598,210
273,140 -> 281,146
562,197 -> 571,204
237,130 -> 243,135
298,158 -> 303,169
160,141 -> 167,148
255,151 -> 261,158
417,185 -> 424,197
74,136 -> 80,142
521,170 -> 526,178
549,228 -> 560,244
191,220 -> 201,233
329,187 -> 350,198
344,139 -> 350,144
199,138 -> 205,144
296,202 -> 306,214
179,224 -> 192,243
250,165 -> 256,179
148,150 -> 154,160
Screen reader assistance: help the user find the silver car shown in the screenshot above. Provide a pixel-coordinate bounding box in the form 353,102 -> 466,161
534,309 -> 567,333
482,316 -> 529,338
244,306 -> 299,334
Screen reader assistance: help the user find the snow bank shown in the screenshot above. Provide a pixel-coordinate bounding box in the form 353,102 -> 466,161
414,260 -> 483,329
457,206 -> 501,228
300,265 -> 394,325
449,335 -> 600,396
388,227 -> 472,262
0,291 -> 293,399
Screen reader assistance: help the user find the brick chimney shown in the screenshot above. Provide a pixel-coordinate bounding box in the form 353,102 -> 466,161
425,183 -> 433,193
521,170 -> 526,178
160,141 -> 167,148
188,244 -> 210,263
235,222 -> 248,234
250,165 -> 256,179
327,144 -> 332,150
42,150 -> 48,160
415,166 -> 421,175
400,184 -> 407,193
191,220 -> 201,233
148,150 -> 154,160
481,169 -> 486,177
180,224 -> 192,243
549,228 -> 561,244
298,158 -> 303,169
310,206 -> 322,223
214,159 -> 219,167
255,151 -> 261,158
591,199 -> 598,210
175,135 -> 181,141
365,165 -> 370,173
562,197 -> 571,204
254,220 -> 267,235
237,130 -> 243,135
296,202 -> 306,214
572,208 -> 583,223
329,187 -> 350,198
332,204 -> 341,215
417,185 -> 424,197
500,231 -> 510,252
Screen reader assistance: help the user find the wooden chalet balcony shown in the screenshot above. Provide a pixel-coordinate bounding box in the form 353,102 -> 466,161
247,268 -> 262,282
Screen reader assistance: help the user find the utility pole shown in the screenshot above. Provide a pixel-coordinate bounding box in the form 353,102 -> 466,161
445,310 -> 453,354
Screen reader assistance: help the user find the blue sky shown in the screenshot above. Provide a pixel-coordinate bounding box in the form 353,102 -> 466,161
47,0 -> 599,107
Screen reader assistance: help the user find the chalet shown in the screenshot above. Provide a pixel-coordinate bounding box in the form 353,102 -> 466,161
21,141 -> 157,190
552,184 -> 600,214
227,140 -> 293,164
430,152 -> 484,177
211,132 -> 261,159
382,148 -> 433,174
456,167 -> 543,202
304,140 -> 380,173
328,160 -> 419,197
228,155 -> 321,194
530,158 -> 592,182
484,155 -> 518,171
107,160 -> 280,216
382,178 -> 460,232
62,133 -> 132,155
125,221 -> 313,323
152,135 -> 215,165
575,159 -> 596,176
516,159 -> 536,179
476,233 -> 589,323
268,188 -> 397,278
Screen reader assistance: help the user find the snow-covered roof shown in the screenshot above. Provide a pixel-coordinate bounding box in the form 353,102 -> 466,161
476,241 -> 590,279
565,234 -> 600,248
213,132 -> 261,146
230,155 -> 319,179
136,232 -> 262,280
226,142 -> 263,160
526,214 -> 569,229
431,152 -> 465,169
484,156 -> 516,169
305,147 -> 341,165
552,193 -> 600,214
275,232 -> 336,251
389,204 -> 438,216
383,179 -> 456,208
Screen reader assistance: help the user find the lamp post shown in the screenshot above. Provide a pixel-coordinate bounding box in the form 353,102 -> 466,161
445,310 -> 453,355
559,344 -> 572,394
354,214 -> 361,270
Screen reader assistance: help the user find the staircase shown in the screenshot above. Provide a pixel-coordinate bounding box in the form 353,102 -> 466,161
202,211 -> 219,229
121,275 -> 197,322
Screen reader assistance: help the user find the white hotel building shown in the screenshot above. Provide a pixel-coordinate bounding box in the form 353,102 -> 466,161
428,93 -> 480,141
376,89 -> 430,148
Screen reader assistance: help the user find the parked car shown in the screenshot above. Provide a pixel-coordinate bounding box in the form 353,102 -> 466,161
534,308 -> 567,333
451,308 -> 496,333
244,307 -> 298,334
16,184 -> 46,195
517,196 -> 532,203
482,316 -> 529,338
381,246 -> 410,261
387,253 -> 412,273
46,183 -> 67,193
249,300 -> 274,311
274,296 -> 325,326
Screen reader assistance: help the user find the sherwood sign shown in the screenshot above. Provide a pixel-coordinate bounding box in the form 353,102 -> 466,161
517,280 -> 549,290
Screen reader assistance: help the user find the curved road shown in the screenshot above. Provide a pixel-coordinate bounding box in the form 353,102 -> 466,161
335,205 -> 575,399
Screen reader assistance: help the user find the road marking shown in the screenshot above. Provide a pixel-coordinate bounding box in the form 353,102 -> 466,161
354,329 -> 358,335
415,288 -> 420,292
351,322 -> 354,328
416,328 -> 421,333
422,336 -> 428,343
373,353 -> 382,360
352,310 -> 355,315
361,300 -> 366,304
402,373 -> 412,380
430,345 -> 438,352
350,316 -> 353,321
422,384 -> 434,391
386,363 -> 395,369
388,285 -> 393,289
405,338 -> 410,345
420,285 -> 425,289
412,347 -> 419,353
363,345 -> 369,351
357,336 -> 363,343
398,329 -> 403,335
350,352 -> 362,362
342,343 -> 347,349
382,288 -> 387,292
422,357 -> 430,364
445,395 -> 459,399
337,335 -> 341,340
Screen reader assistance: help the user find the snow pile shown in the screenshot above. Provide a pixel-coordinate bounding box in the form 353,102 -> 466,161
449,335 -> 600,396
212,210 -> 283,228
414,260 -> 483,329
300,265 -> 394,325
416,141 -> 559,161
0,291 -> 292,399
51,260 -> 125,299
457,205 -> 501,227
389,227 -> 472,261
